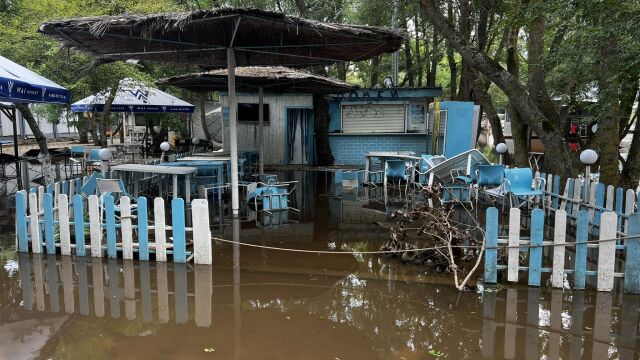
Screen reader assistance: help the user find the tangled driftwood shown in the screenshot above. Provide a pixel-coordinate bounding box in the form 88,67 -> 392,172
381,184 -> 486,291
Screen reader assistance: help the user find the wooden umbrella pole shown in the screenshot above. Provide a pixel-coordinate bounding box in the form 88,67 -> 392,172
227,48 -> 240,217
258,86 -> 264,175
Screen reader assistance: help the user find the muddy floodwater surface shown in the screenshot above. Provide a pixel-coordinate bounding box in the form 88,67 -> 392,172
0,170 -> 638,359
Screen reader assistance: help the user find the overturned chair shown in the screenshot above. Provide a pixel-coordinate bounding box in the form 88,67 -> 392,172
247,179 -> 300,226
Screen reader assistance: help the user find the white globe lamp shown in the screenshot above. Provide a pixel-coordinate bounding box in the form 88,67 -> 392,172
496,143 -> 508,164
160,141 -> 171,152
580,149 -> 598,178
98,148 -> 113,176
160,141 -> 171,163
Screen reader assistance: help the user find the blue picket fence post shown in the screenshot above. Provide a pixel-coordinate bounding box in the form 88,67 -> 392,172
171,198 -> 186,263
43,193 -> 56,254
138,197 -> 149,261
566,179 -> 575,214
484,207 -> 498,284
61,180 -> 69,197
528,209 -> 544,286
46,183 -> 53,195
16,191 -> 29,252
574,210 -> 589,289
594,183 -> 605,232
104,195 -> 117,258
73,194 -> 86,256
551,175 -> 560,210
624,213 -> 640,293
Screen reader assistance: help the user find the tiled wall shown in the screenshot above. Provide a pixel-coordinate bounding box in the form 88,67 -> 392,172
329,134 -> 428,166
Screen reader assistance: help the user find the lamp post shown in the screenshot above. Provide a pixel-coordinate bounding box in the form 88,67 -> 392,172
580,149 -> 598,179
580,149 -> 598,203
98,148 -> 113,177
160,141 -> 171,163
191,137 -> 200,154
496,143 -> 508,165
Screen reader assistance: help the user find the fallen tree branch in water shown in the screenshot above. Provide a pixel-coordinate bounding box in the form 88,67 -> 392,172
381,184 -> 486,291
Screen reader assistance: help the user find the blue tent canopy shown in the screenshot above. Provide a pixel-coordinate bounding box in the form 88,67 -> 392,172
71,78 -> 195,113
0,55 -> 70,104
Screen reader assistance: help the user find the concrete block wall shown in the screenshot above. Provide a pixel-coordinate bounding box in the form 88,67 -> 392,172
329,135 -> 427,166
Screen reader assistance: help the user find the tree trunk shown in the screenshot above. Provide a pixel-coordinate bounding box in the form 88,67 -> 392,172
472,74 -> 509,159
370,56 -> 381,87
446,0 -> 458,99
456,0 -> 473,101
99,85 -> 119,147
506,24 -> 529,167
15,103 -> 49,156
313,94 -> 333,166
420,0 -> 574,177
427,31 -> 439,87
199,93 -> 212,141
527,8 -> 559,125
336,62 -> 348,81
621,113 -> 640,188
416,16 -> 424,87
402,15 -> 415,87
77,113 -> 90,143
592,33 -> 622,185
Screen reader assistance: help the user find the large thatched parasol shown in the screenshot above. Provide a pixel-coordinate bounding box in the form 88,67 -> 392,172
159,66 -> 357,174
40,7 -> 404,216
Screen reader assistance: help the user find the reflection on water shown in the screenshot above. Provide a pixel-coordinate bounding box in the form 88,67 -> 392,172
0,170 -> 638,358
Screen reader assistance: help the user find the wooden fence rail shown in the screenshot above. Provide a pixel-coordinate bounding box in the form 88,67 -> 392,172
484,207 -> 640,293
15,188 -> 213,265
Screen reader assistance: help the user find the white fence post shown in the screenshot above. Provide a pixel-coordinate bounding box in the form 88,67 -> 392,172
507,208 -> 520,282
154,197 -> 167,262
551,210 -> 567,288
88,195 -> 102,257
120,197 -> 133,260
192,199 -> 212,265
58,194 -> 71,255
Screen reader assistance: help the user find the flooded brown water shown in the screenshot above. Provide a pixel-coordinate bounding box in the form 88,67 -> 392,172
0,170 -> 639,359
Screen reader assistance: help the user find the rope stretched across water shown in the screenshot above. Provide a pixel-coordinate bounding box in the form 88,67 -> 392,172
211,233 -> 640,254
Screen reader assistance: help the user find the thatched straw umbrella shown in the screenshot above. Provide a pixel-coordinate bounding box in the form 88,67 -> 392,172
159,66 -> 358,174
40,8 -> 404,216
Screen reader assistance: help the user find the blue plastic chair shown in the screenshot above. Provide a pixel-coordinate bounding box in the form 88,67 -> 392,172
477,165 -> 505,187
504,167 -> 545,208
475,164 -> 505,207
70,145 -> 85,157
88,149 -> 101,161
385,159 -> 410,191
420,154 -> 433,172
80,171 -> 104,197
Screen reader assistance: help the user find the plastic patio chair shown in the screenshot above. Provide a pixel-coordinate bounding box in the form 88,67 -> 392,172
413,154 -> 446,186
96,178 -> 138,219
385,159 -> 411,192
475,164 -> 505,207
503,167 -> 546,208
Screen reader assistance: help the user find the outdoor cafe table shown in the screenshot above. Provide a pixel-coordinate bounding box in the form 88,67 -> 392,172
363,151 -> 422,187
110,163 -> 197,203
178,156 -> 231,183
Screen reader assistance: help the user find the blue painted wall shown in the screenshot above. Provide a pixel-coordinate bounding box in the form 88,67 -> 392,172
329,135 -> 427,166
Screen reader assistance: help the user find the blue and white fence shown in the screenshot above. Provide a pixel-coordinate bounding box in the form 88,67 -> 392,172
484,207 -> 640,293
15,186 -> 213,264
539,172 -> 637,236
